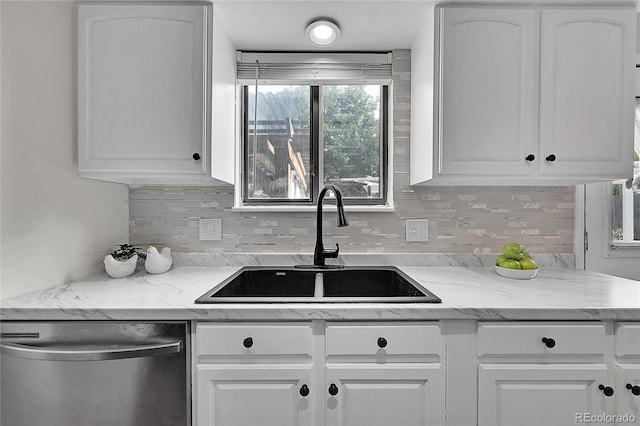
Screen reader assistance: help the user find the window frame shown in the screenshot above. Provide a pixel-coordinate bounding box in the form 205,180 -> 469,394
608,95 -> 640,247
611,179 -> 639,247
241,85 -> 318,206
239,83 -> 390,207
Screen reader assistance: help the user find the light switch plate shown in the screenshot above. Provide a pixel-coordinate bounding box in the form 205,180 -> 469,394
199,219 -> 222,241
406,219 -> 429,241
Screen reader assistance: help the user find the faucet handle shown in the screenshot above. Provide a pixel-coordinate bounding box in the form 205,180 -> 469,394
323,244 -> 340,259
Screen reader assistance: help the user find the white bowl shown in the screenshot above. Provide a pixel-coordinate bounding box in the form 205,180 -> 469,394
494,265 -> 538,280
104,254 -> 138,278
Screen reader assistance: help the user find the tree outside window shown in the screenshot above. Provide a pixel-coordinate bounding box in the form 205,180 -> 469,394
243,84 -> 386,204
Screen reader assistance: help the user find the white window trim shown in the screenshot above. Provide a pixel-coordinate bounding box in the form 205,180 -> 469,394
236,52 -> 393,85
232,72 -> 396,212
238,52 -> 392,65
610,178 -> 640,248
575,183 -> 640,271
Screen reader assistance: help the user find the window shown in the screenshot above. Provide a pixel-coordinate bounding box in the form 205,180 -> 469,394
610,98 -> 640,245
237,53 -> 391,207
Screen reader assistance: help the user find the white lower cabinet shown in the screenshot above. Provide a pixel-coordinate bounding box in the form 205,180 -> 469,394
479,364 -> 611,426
616,365 -> 640,425
477,321 -> 636,426
325,365 -> 442,426
194,321 -> 444,426
324,322 -> 443,426
615,323 -> 640,425
194,320 -> 639,425
196,365 -> 313,426
195,322 -> 313,426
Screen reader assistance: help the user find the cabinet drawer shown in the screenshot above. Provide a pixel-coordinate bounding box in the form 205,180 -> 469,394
196,323 -> 312,357
326,322 -> 441,357
615,323 -> 640,356
477,322 -> 605,356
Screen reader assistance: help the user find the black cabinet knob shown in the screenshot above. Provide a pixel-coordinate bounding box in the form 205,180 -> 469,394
545,154 -> 556,162
541,337 -> 556,348
299,384 -> 310,397
192,153 -> 201,161
626,383 -> 640,396
525,154 -> 535,161
377,337 -> 388,348
599,384 -> 614,397
242,337 -> 253,348
328,383 -> 339,396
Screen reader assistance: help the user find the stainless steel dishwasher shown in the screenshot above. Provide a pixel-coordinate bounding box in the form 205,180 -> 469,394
0,321 -> 189,426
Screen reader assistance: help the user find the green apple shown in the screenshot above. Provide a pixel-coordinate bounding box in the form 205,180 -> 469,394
519,257 -> 538,270
495,255 -> 507,266
498,258 -> 522,270
503,242 -> 525,260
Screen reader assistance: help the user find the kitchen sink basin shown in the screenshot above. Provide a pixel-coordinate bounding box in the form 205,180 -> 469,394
194,266 -> 441,304
196,268 -> 317,303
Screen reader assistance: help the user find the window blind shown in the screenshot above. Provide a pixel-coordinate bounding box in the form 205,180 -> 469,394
237,52 -> 393,84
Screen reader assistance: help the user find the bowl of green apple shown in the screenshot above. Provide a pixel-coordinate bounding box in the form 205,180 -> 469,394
494,242 -> 539,279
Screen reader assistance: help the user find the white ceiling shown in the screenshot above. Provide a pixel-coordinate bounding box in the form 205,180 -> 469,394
213,1 -> 432,51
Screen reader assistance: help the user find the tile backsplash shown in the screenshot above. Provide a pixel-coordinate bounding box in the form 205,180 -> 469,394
129,50 -> 575,255
129,186 -> 574,254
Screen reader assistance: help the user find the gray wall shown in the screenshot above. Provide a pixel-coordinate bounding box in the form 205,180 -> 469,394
1,1 -> 130,299
130,51 -> 575,255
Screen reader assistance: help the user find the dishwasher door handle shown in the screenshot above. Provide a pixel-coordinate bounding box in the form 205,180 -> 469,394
0,339 -> 182,361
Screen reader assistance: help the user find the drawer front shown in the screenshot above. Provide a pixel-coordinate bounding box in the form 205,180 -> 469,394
477,322 -> 606,356
616,323 -> 640,356
196,323 -> 312,357
326,322 -> 441,357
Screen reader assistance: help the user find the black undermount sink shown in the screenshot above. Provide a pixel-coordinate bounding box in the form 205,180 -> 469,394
194,266 -> 441,304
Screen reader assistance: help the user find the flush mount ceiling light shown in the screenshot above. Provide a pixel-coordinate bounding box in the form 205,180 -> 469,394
305,19 -> 341,47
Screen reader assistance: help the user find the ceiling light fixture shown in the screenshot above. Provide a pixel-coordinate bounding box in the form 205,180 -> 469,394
305,19 -> 341,47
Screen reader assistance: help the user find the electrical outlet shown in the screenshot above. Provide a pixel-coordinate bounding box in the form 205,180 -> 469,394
406,219 -> 429,242
199,219 -> 222,241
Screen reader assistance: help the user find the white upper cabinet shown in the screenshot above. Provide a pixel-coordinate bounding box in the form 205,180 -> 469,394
411,5 -> 636,186
439,8 -> 538,177
539,8 -> 635,178
77,3 -> 235,186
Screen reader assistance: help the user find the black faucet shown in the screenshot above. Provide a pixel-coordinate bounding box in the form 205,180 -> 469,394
312,184 -> 349,267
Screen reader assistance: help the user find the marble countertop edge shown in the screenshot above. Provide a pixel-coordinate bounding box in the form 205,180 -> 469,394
1,258 -> 639,322
2,306 -> 639,321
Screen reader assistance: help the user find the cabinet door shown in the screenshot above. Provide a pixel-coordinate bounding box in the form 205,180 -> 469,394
616,365 -> 640,424
196,364 -> 312,426
479,364 -> 613,426
325,364 -> 443,426
539,8 -> 635,178
439,8 -> 538,176
78,4 -> 208,178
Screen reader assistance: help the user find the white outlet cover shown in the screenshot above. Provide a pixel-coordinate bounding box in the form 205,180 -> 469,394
406,219 -> 429,242
199,219 -> 222,241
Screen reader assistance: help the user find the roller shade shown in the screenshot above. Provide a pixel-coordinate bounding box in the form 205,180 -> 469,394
237,51 -> 393,84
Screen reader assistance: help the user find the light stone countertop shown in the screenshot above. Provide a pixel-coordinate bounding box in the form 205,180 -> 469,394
1,253 -> 638,321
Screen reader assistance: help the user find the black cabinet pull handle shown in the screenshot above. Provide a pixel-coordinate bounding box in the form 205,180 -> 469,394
328,383 -> 339,396
541,337 -> 556,348
377,337 -> 388,348
299,384 -> 310,397
192,153 -> 201,161
599,384 -> 614,397
626,384 -> 640,396
525,154 -> 535,161
242,337 -> 253,348
545,154 -> 556,162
